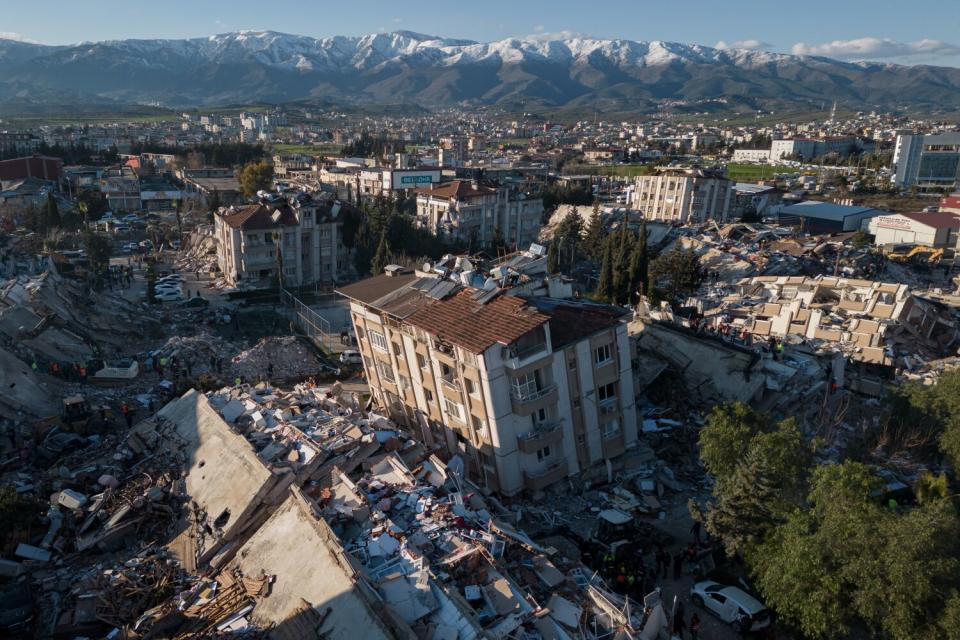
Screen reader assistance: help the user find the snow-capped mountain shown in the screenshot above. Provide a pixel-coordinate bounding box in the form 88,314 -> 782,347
1,30 -> 959,110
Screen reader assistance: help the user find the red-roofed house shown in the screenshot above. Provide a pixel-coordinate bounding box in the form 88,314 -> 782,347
415,180 -> 543,250
214,193 -> 357,287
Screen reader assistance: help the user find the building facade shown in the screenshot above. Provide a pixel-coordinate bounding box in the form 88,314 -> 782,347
893,133 -> 960,191
415,180 -> 544,249
337,271 -> 639,496
214,192 -> 353,288
631,168 -> 733,223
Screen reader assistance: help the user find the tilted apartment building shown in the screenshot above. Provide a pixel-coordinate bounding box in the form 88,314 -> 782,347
214,192 -> 353,288
631,167 -> 732,224
337,268 -> 638,496
415,180 -> 544,249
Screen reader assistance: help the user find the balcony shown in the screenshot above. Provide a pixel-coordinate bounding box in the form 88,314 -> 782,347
510,383 -> 558,414
502,342 -> 550,369
523,460 -> 569,492
517,421 -> 563,454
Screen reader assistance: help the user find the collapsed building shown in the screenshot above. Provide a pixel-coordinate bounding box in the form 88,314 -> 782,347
709,276 -> 959,368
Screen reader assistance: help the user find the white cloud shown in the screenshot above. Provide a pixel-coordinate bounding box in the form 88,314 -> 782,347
392,17 -> 403,24
792,37 -> 960,61
525,29 -> 588,42
715,39 -> 770,51
533,25 -> 545,34
0,32 -> 37,43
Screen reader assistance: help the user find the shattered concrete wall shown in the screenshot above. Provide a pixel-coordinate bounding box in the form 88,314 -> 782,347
152,390 -> 287,562
629,320 -> 765,404
228,487 -> 414,640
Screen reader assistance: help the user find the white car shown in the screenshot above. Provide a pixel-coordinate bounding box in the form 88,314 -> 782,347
690,580 -> 771,633
339,350 -> 363,365
121,214 -> 140,223
154,290 -> 184,302
157,274 -> 184,284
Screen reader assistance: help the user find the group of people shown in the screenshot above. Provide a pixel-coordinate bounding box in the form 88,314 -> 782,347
37,359 -> 94,383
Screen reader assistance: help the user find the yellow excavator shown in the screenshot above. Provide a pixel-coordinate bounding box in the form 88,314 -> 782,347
888,245 -> 942,265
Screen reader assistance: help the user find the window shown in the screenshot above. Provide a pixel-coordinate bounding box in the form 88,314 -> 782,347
601,419 -> 621,438
444,398 -> 464,421
264,232 -> 273,243
573,398 -> 581,408
511,370 -> 543,399
399,375 -> 410,390
568,358 -> 577,370
536,446 -> 551,462
530,407 -> 547,426
392,342 -> 402,357
376,361 -> 395,384
416,354 -> 427,369
598,382 -> 617,405
425,389 -> 434,402
355,326 -> 365,340
465,379 -> 477,395
369,330 -> 388,352
284,266 -> 296,276
472,415 -> 485,433
595,344 -> 613,367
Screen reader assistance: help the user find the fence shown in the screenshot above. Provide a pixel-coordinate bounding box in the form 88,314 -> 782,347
280,287 -> 335,351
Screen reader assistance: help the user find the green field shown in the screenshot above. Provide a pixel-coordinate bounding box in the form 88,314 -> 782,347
725,163 -> 806,181
271,143 -> 343,155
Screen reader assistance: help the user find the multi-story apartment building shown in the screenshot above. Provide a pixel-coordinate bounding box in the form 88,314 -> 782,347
336,269 -> 638,496
770,136 -> 867,161
214,192 -> 353,288
893,132 -> 960,191
631,168 -> 732,224
415,180 -> 544,249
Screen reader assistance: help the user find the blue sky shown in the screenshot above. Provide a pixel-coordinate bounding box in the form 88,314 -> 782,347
3,0 -> 960,65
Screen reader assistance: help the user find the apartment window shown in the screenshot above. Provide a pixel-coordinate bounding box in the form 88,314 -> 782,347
472,414 -> 486,433
369,330 -> 388,352
416,354 -> 427,369
573,398 -> 581,409
536,446 -> 552,462
264,233 -> 273,243
355,326 -> 365,340
601,418 -> 621,438
444,398 -> 464,421
425,389 -> 434,403
568,358 -> 577,370
511,370 -> 543,399
376,361 -> 395,384
598,382 -> 618,405
595,344 -> 613,367
465,379 -> 477,395
398,375 -> 410,390
530,407 -> 547,426
284,266 -> 296,276
392,342 -> 402,357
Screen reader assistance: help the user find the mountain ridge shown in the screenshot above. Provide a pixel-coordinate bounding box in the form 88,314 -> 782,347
0,30 -> 958,112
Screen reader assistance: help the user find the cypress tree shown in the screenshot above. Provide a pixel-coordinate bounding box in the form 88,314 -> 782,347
547,240 -> 560,274
597,236 -> 614,302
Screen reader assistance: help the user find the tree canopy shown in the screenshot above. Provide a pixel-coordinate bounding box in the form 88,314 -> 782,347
237,161 -> 275,198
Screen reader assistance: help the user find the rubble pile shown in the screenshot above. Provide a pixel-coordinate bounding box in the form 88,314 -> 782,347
229,336 -> 326,381
156,332 -> 238,376
174,233 -> 219,275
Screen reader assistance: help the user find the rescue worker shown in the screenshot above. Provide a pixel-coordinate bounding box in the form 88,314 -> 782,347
121,402 -> 132,428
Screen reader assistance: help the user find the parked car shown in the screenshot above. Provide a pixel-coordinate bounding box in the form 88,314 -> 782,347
155,290 -> 184,302
339,349 -> 363,365
690,580 -> 771,633
157,275 -> 184,285
121,213 -> 140,223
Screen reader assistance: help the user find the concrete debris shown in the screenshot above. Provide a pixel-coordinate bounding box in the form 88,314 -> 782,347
229,335 -> 328,381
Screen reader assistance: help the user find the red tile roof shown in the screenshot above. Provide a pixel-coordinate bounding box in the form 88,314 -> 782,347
415,180 -> 496,200
218,204 -> 298,230
406,289 -> 549,354
894,211 -> 960,230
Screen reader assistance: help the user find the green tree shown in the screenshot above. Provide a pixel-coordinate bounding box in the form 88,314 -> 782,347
82,230 -> 113,271
371,232 -> 391,276
647,248 -> 702,305
583,202 -> 605,259
612,225 -> 634,304
44,192 -> 61,229
237,161 -> 275,198
546,239 -> 560,273
699,402 -> 769,482
596,237 -> 614,302
628,221 -> 648,300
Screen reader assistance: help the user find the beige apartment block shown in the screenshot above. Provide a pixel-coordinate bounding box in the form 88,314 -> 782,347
631,167 -> 732,224
337,270 -> 638,496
